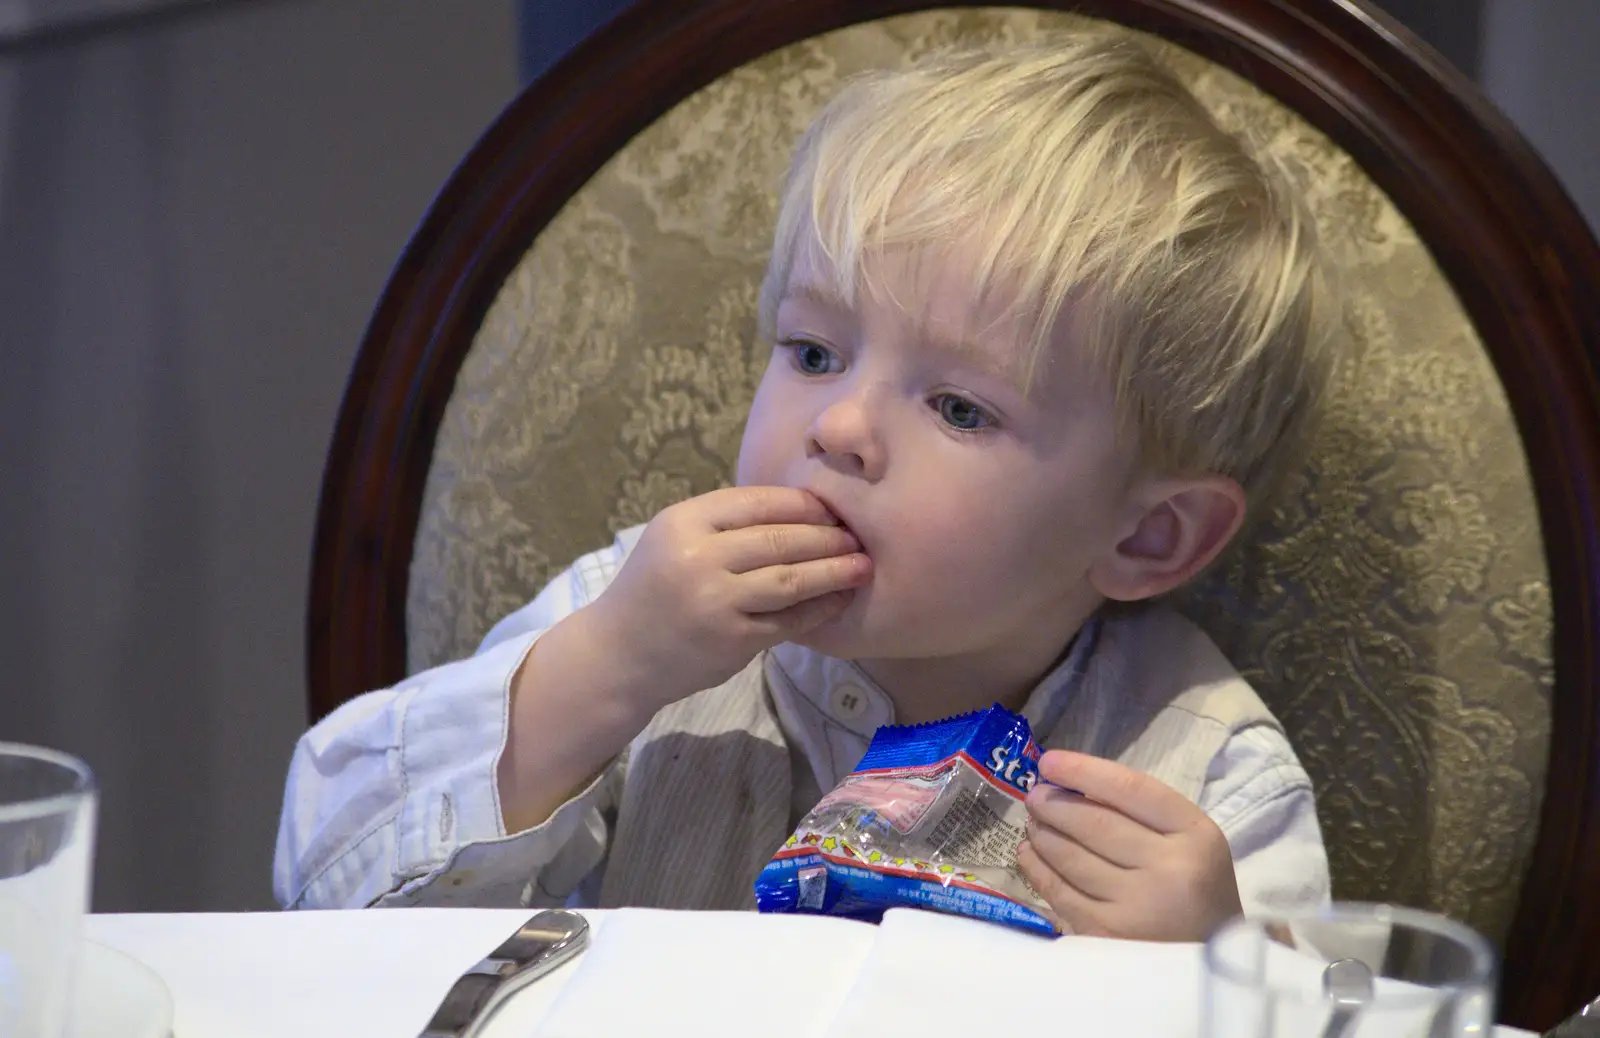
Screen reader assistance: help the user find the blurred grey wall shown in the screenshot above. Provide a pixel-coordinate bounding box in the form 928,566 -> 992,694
1480,0 -> 1600,229
0,0 -> 515,911
517,0 -> 631,84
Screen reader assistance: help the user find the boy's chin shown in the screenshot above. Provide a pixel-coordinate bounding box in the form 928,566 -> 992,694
786,607 -> 875,659
785,600 -> 918,660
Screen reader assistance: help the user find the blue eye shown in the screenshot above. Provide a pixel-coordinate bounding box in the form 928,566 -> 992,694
933,393 -> 995,431
785,340 -> 842,376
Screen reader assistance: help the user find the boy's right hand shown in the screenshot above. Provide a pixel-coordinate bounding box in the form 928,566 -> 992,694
499,485 -> 866,833
582,486 -> 871,712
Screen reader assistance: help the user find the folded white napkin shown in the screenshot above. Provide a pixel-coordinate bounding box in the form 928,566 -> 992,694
530,909 -> 877,1038
822,908 -> 1204,1038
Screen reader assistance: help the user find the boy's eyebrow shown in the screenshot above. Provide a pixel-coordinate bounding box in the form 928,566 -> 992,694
778,280 -> 849,310
780,277 -> 1033,393
921,326 -> 1030,390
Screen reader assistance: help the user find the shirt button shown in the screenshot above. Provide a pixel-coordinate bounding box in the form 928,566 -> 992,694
830,682 -> 869,720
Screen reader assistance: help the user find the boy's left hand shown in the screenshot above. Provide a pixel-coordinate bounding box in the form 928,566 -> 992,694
1017,750 -> 1242,942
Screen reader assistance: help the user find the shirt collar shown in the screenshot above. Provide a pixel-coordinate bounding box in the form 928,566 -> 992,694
766,616 -> 1103,789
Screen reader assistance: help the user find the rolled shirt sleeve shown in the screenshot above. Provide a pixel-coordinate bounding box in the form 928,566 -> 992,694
1198,723 -> 1332,918
273,529 -> 641,909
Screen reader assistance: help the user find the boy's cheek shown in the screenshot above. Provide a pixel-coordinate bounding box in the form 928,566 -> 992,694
733,367 -> 785,482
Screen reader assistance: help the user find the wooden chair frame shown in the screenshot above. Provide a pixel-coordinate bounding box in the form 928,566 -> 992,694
305,1 -> 1600,1026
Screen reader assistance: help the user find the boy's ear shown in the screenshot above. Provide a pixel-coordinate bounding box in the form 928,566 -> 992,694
1089,476 -> 1246,602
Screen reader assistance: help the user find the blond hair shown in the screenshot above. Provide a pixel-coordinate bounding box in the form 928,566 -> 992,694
759,31 -> 1334,516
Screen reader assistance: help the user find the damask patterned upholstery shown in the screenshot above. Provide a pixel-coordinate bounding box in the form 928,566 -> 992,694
405,10 -> 1552,944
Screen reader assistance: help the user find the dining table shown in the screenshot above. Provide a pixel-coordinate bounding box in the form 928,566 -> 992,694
84,906 -> 1540,1037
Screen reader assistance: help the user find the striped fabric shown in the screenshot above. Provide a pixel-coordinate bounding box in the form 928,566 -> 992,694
594,608 -> 1276,911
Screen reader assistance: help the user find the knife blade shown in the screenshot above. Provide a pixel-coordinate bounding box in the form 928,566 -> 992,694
417,908 -> 591,1038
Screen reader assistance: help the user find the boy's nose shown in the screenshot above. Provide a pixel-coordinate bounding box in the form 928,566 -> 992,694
806,391 -> 885,481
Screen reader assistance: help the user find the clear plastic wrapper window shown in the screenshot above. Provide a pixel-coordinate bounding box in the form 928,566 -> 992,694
756,704 -> 1059,936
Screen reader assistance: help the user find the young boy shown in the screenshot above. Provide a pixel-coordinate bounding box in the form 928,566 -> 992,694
275,31 -> 1333,941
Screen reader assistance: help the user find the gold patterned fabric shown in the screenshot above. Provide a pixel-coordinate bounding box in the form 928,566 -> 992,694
406,9 -> 1552,944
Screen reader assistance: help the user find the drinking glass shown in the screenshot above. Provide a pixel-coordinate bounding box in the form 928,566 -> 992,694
1204,903 -> 1496,1037
0,744 -> 97,1037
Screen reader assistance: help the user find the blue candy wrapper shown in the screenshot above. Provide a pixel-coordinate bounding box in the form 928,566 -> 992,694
754,703 -> 1058,936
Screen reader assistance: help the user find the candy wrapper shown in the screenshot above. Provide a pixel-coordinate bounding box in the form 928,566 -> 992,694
754,703 -> 1058,936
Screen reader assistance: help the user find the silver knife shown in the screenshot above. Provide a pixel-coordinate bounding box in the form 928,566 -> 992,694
417,909 -> 591,1038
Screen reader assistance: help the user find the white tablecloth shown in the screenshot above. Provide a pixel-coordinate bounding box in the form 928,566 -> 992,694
83,909 -> 1537,1037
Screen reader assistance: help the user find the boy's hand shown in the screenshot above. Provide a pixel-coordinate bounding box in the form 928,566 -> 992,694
585,485 -> 871,711
1017,750 -> 1242,942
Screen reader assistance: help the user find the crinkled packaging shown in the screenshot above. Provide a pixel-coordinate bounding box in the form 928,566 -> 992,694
755,704 -> 1058,936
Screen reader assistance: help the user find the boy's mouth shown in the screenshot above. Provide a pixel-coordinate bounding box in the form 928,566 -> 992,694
808,489 -> 863,550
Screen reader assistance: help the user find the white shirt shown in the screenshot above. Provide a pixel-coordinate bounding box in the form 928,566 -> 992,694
274,527 -> 1330,915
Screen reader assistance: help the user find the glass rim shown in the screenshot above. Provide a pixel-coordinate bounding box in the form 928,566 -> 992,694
1204,903 -> 1497,1007
0,742 -> 97,823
